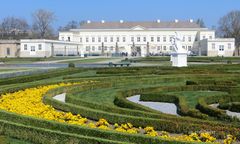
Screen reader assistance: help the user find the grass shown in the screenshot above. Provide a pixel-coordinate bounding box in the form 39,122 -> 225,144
0,135 -> 31,144
0,64 -> 240,143
168,91 -> 228,108
59,58 -> 120,64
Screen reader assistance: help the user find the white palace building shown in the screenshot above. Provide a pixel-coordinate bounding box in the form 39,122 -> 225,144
19,19 -> 235,57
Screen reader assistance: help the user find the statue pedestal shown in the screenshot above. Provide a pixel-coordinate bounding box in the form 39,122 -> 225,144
171,52 -> 187,67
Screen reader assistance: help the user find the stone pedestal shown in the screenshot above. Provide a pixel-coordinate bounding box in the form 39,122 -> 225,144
171,52 -> 187,67
80,51 -> 84,58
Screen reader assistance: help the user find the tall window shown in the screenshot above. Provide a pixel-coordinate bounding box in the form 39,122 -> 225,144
92,46 -> 95,51
92,37 -> 95,42
188,46 -> 192,50
163,37 -> 166,42
117,37 -> 120,42
169,46 -> 173,50
137,37 -> 141,42
38,44 -> 42,50
131,37 -> 134,42
110,37 -> 113,42
98,37 -> 101,42
7,48 -> 10,55
182,36 -> 185,42
188,36 -> 191,42
24,44 -> 27,50
104,37 -> 107,42
151,37 -> 154,42
86,46 -> 90,51
98,46 -> 101,50
219,45 -> 224,51
157,37 -> 160,42
163,46 -> 166,50
31,46 -> 35,52
123,37 -> 126,42
110,46 -> 114,51
86,37 -> 89,43
212,43 -> 215,50
80,37 -> 82,42
228,43 -> 231,49
68,37 -> 71,41
143,37 -> 146,42
209,36 -> 212,39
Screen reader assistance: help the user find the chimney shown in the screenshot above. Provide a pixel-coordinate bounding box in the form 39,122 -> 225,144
120,20 -> 124,23
101,20 -> 105,23
189,19 -> 194,23
157,19 -> 161,23
87,20 -> 91,24
175,19 -> 179,23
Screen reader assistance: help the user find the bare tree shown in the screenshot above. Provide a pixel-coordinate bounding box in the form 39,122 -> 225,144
59,20 -> 79,31
196,18 -> 206,28
218,10 -> 240,56
32,9 -> 56,38
0,17 -> 29,34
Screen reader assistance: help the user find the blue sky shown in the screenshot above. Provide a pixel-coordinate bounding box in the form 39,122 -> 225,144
0,0 -> 239,29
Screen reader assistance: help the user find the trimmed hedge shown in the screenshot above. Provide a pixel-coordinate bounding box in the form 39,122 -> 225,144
0,119 -> 127,144
0,110 -> 195,144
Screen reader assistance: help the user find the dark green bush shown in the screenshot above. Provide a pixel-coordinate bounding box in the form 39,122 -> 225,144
68,62 -> 75,68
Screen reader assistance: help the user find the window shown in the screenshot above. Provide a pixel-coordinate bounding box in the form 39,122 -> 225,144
98,46 -> 101,50
202,36 -> 206,39
61,37 -> 64,41
110,46 -> 114,51
212,43 -> 215,50
157,46 -> 161,51
143,37 -> 146,42
30,46 -> 35,52
188,46 -> 192,50
157,37 -> 160,42
209,36 -> 212,39
131,37 -> 134,42
24,44 -> 27,50
38,44 -> 42,50
104,37 -> 107,42
80,37 -> 82,42
86,46 -> 90,51
182,36 -> 185,42
117,37 -> 120,42
123,37 -> 126,42
228,43 -> 231,49
110,37 -> 113,42
163,37 -> 166,42
98,37 -> 101,42
182,46 -> 185,49
104,46 -> 107,50
7,48 -> 10,55
137,37 -> 140,42
163,46 -> 166,50
151,37 -> 154,42
92,46 -> 95,51
169,46 -> 173,50
86,37 -> 89,42
188,36 -> 191,42
68,37 -> 71,41
92,37 -> 95,42
219,45 -> 224,51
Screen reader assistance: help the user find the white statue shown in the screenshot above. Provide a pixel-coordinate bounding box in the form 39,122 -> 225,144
170,32 -> 187,53
170,32 -> 188,67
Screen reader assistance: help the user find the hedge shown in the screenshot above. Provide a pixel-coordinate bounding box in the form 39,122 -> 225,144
0,119 -> 127,144
0,110 -> 196,144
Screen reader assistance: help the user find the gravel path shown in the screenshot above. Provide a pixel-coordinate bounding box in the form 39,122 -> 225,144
209,103 -> 240,119
127,95 -> 179,116
53,93 -> 66,102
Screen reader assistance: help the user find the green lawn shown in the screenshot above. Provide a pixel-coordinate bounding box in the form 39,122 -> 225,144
59,58 -> 120,64
168,91 -> 228,108
0,135 -> 31,144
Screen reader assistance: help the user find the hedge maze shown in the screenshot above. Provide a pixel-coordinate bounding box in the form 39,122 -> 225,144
0,64 -> 240,144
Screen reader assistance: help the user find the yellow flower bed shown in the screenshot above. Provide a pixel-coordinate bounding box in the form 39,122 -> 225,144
0,83 -> 236,144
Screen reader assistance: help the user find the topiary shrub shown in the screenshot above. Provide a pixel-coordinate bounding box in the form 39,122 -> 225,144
68,63 -> 75,68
